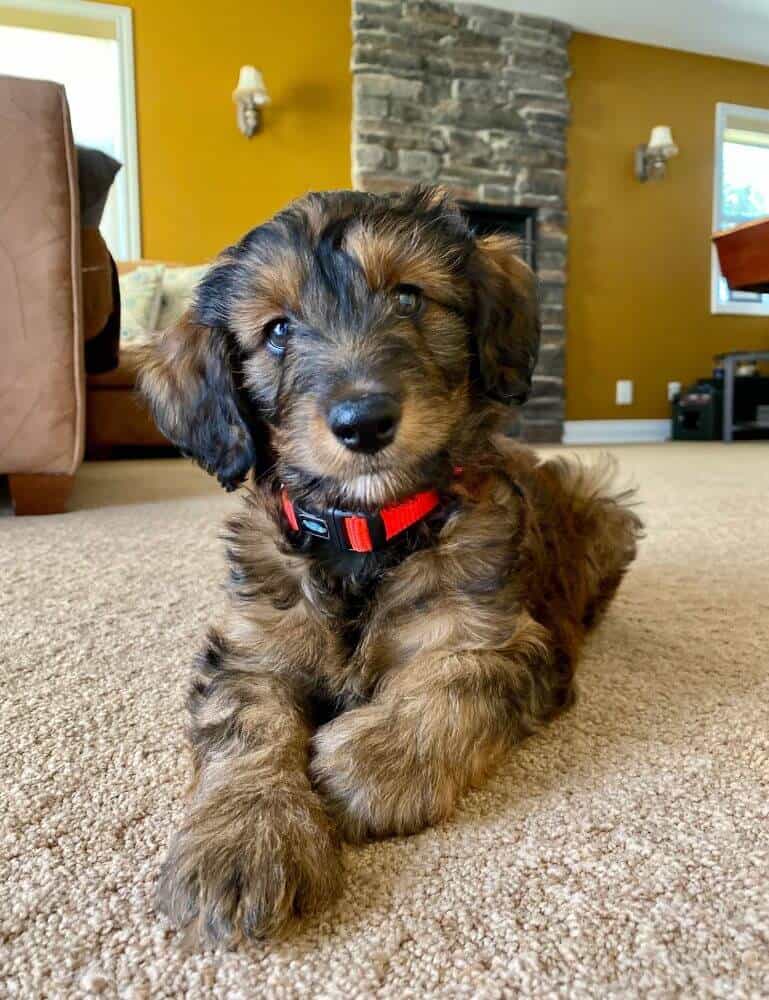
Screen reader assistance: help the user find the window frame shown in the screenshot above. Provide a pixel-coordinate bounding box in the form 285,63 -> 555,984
711,101 -> 769,316
1,0 -> 141,260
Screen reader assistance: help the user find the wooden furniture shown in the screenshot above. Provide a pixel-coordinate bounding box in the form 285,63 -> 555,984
712,217 -> 769,442
712,216 -> 769,294
9,474 -> 75,516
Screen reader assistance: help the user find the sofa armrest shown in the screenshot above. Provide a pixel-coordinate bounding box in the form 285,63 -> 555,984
0,75 -> 85,477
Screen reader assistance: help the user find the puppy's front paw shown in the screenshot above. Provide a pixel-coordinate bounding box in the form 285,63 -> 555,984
156,791 -> 341,946
310,707 -> 451,842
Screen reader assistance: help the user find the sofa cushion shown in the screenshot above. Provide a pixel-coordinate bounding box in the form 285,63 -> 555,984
157,264 -> 209,329
76,145 -> 121,227
119,264 -> 165,343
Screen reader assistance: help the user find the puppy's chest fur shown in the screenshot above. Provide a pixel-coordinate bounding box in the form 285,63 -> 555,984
223,478 -> 525,703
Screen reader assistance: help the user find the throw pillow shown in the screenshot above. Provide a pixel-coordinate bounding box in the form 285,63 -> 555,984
157,264 -> 209,330
76,146 -> 122,227
119,264 -> 165,343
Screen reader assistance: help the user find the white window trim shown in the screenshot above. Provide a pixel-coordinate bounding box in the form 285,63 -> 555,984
2,0 -> 141,259
711,101 -> 769,317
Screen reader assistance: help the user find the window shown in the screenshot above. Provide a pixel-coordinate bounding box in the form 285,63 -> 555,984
0,0 -> 140,260
712,102 -> 769,315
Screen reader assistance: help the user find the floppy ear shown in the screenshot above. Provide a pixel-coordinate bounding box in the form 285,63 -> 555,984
137,311 -> 263,491
471,233 -> 541,405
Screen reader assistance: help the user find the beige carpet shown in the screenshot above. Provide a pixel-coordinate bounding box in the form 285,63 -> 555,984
1,444 -> 768,998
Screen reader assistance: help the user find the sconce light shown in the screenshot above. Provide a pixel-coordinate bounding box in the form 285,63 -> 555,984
635,125 -> 679,182
233,65 -> 270,138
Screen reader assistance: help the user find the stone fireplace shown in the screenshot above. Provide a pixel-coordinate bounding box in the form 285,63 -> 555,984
351,0 -> 571,442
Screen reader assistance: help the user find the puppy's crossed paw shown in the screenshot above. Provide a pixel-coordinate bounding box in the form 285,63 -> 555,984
155,802 -> 341,947
310,709 -> 435,842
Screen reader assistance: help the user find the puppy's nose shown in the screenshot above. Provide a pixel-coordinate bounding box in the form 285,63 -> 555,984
327,393 -> 401,454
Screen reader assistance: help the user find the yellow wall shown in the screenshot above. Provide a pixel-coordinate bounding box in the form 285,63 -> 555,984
100,0 -> 352,263
567,33 -> 769,420
80,9 -> 769,415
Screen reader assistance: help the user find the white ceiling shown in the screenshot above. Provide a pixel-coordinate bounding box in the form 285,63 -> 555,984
483,0 -> 769,67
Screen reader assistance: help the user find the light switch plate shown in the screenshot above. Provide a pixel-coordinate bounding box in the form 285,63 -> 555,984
616,380 -> 633,405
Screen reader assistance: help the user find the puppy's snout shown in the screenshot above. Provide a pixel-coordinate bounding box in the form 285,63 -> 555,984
327,393 -> 401,454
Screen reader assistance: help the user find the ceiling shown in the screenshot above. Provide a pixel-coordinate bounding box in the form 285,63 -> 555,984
483,0 -> 769,67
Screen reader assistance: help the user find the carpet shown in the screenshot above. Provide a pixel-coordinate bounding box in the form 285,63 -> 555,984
1,444 -> 767,998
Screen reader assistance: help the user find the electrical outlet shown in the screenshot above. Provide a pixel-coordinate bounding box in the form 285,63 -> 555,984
616,380 -> 633,405
667,381 -> 682,401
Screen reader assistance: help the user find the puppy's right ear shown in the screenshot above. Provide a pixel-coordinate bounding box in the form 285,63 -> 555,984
470,233 -> 541,406
137,312 -> 262,491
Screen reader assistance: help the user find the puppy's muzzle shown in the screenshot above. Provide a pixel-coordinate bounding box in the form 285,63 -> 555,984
327,393 -> 401,454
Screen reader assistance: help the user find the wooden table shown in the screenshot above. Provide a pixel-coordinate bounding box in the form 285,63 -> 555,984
712,217 -> 769,441
713,216 -> 769,294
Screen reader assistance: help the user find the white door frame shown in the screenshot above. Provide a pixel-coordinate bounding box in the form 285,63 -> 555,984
1,0 -> 141,259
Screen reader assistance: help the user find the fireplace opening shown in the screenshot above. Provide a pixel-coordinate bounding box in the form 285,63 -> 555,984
460,203 -> 538,272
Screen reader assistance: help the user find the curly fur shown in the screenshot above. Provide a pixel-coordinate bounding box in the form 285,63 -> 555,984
138,186 -> 643,946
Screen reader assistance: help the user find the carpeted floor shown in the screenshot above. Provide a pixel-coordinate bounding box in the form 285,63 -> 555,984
1,443 -> 768,998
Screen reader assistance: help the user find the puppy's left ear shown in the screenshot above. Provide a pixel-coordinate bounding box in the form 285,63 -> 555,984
470,233 -> 541,405
137,312 -> 264,491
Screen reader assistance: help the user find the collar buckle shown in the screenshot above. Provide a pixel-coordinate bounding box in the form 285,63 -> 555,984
289,501 -> 385,553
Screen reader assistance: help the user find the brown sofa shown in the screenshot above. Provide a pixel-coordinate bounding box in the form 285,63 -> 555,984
0,75 -> 85,514
87,259 -> 218,458
86,349 -> 169,457
1,76 -> 175,512
85,260 -> 172,458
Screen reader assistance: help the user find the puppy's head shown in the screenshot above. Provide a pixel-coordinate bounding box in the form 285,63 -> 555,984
139,186 -> 539,503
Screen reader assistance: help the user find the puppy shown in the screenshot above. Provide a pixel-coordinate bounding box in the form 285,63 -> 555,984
139,185 -> 642,946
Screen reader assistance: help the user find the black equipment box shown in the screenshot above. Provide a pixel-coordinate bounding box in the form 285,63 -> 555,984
672,376 -> 769,441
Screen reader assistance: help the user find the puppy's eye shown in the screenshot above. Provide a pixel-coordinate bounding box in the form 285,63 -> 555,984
265,318 -> 291,355
393,284 -> 422,317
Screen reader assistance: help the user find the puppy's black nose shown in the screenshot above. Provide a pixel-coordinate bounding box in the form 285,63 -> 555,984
327,394 -> 401,453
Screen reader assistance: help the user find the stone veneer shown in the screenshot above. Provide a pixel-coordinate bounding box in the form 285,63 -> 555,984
351,0 -> 571,442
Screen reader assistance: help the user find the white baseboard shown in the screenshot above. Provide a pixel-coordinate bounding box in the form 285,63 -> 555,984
562,419 -> 671,445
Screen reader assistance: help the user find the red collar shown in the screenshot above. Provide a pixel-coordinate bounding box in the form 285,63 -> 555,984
281,486 -> 443,553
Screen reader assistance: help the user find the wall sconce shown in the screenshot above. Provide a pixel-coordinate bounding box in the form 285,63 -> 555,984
635,125 -> 679,182
233,65 -> 270,138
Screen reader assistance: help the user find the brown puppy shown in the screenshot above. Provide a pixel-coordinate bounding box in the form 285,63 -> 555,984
138,186 -> 642,946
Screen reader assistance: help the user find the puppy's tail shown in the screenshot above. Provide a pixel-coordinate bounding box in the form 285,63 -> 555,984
540,452 -> 644,627
547,449 -> 640,513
